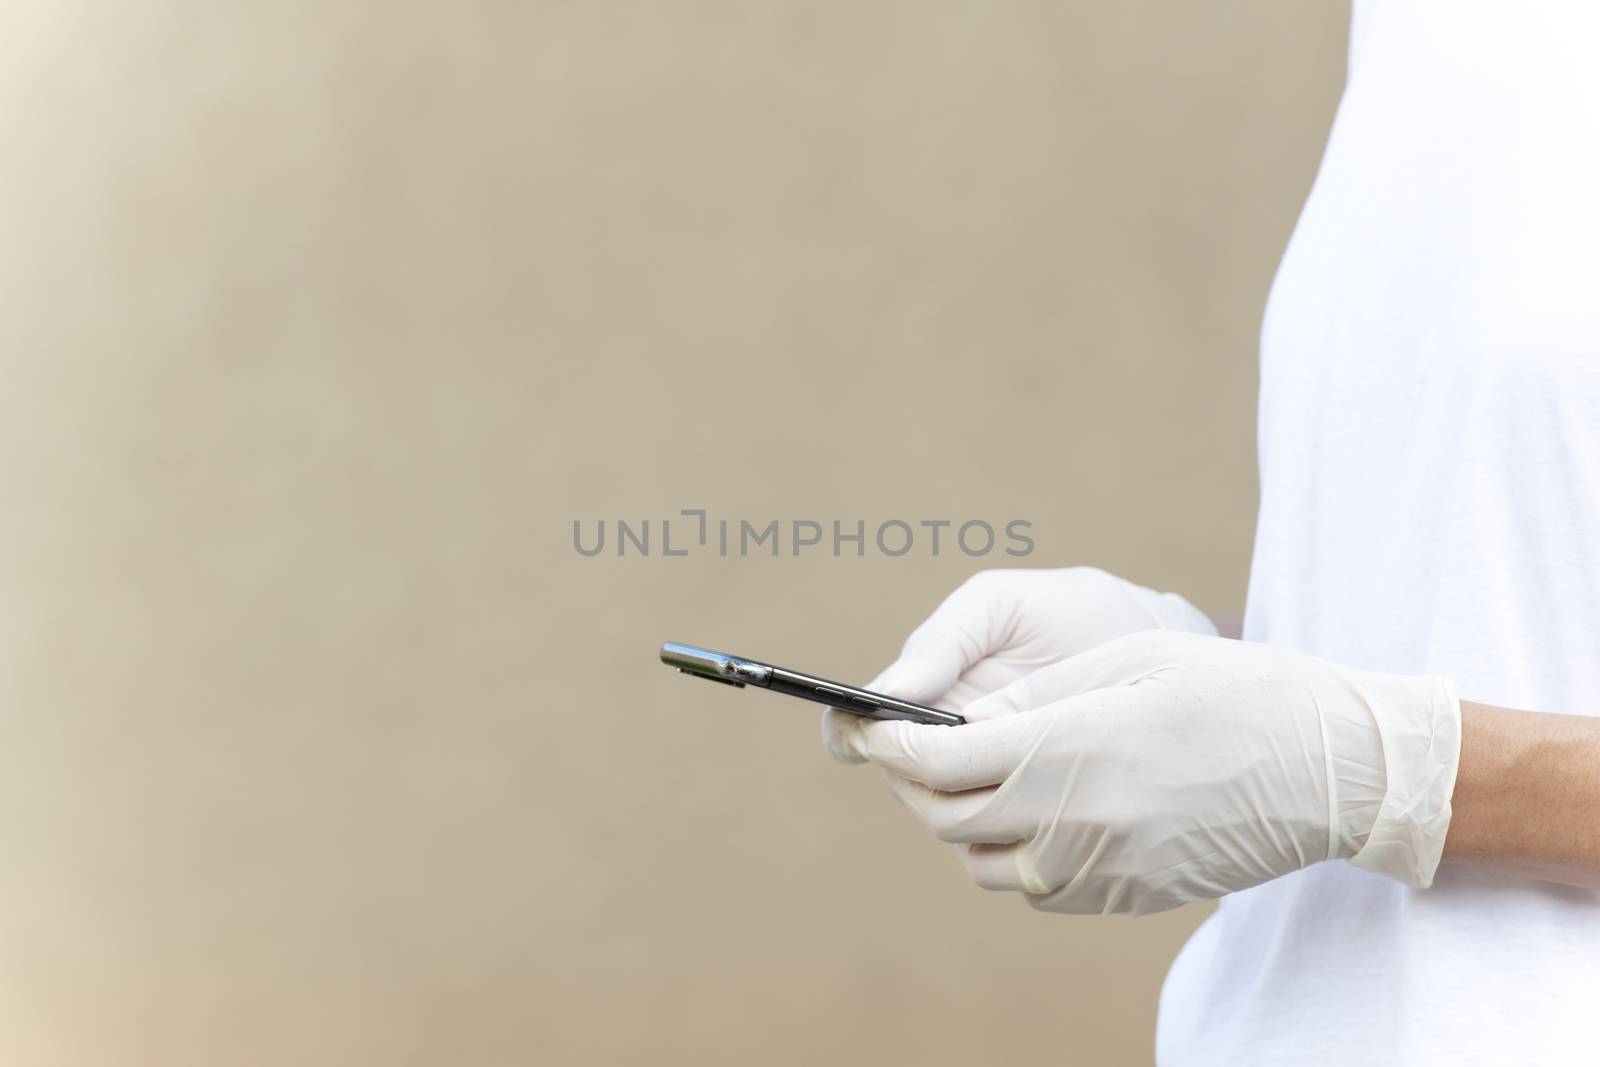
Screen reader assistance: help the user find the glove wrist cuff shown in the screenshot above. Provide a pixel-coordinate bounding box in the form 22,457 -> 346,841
1347,675 -> 1462,888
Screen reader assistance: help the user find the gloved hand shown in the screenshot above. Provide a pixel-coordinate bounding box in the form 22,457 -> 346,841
836,631 -> 1461,916
823,568 -> 1214,763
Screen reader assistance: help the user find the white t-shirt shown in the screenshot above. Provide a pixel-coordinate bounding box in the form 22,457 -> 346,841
1157,3 -> 1600,1063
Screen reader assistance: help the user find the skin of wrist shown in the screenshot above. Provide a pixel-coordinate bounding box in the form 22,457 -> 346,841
1443,701 -> 1600,884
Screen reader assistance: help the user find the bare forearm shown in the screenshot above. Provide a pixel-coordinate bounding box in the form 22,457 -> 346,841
1443,701 -> 1600,887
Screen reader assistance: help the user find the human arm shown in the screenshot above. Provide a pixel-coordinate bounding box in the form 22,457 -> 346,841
840,630 -> 1600,914
1444,701 -> 1600,888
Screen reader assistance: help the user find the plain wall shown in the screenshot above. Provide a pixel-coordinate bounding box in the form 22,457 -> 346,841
0,3 -> 1346,1064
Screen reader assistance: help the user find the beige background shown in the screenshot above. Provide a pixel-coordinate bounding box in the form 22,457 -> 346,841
0,3 -> 1347,1064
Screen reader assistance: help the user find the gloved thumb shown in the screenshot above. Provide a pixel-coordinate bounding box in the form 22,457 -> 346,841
865,630 -> 971,707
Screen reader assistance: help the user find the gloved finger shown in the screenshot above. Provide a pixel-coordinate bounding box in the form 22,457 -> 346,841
820,706 -> 867,764
823,586 -> 996,764
839,713 -> 1045,792
824,660 -> 947,765
879,770 -> 1025,844
957,842 -> 1050,894
962,630 -> 1204,718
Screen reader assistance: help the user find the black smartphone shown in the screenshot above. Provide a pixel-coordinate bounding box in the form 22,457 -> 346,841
660,642 -> 964,727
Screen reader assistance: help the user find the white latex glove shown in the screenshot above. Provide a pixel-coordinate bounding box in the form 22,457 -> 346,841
824,567 -> 1214,763
837,631 -> 1460,916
